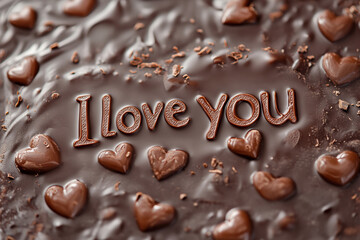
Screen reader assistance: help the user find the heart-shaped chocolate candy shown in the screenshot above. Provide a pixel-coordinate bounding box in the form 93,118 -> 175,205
134,192 -> 175,232
228,129 -> 262,159
222,0 -> 257,25
45,179 -> 88,218
7,56 -> 39,86
148,146 -> 188,180
322,52 -> 360,86
98,143 -> 134,173
213,209 -> 252,240
315,150 -> 359,186
9,6 -> 37,29
15,134 -> 61,173
252,171 -> 296,201
63,0 -> 96,17
318,10 -> 353,42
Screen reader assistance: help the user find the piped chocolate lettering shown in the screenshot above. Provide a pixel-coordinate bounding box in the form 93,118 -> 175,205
197,94 -> 228,140
116,106 -> 142,134
260,89 -> 297,125
142,102 -> 164,131
73,95 -> 99,147
164,99 -> 190,128
101,94 -> 116,138
226,94 -> 260,127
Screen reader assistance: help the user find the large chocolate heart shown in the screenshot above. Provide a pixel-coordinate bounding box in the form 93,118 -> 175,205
134,192 -> 175,232
213,209 -> 252,240
222,0 -> 257,25
45,180 -> 88,218
63,0 -> 96,17
7,56 -> 39,86
15,134 -> 61,173
322,52 -> 360,86
98,143 -> 134,174
9,6 -> 37,29
315,150 -> 359,186
148,146 -> 188,180
317,10 -> 353,42
252,171 -> 296,201
227,129 -> 262,159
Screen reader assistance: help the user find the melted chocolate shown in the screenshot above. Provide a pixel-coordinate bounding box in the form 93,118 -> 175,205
0,0 -> 360,239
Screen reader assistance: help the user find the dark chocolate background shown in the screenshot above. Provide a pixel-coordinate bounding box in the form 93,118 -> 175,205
0,0 -> 359,239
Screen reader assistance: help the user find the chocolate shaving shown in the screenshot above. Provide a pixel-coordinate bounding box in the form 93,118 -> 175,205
172,64 -> 182,77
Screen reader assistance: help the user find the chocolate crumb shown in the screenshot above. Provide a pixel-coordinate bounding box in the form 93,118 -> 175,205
197,46 -> 212,56
15,95 -> 22,107
209,169 -> 222,175
193,46 -> 201,52
179,193 -> 187,200
114,181 -> 121,191
134,22 -> 145,30
189,18 -> 195,24
297,45 -> 308,53
130,56 -> 143,66
172,64 -> 182,77
139,62 -> 161,69
333,90 -> 340,96
50,42 -> 59,50
144,73 -> 152,78
203,163 -> 208,168
196,28 -> 204,34
51,93 -> 60,99
172,51 -> 186,58
338,99 -> 350,111
71,51 -> 80,64
7,173 -> 14,180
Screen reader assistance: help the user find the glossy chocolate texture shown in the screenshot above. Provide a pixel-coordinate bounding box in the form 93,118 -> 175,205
0,0 -> 359,239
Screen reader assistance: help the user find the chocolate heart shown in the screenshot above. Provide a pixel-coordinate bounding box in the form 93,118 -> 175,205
222,0 -> 257,25
15,134 -> 61,173
227,129 -> 261,159
317,10 -> 353,42
322,52 -> 360,86
252,171 -> 296,201
9,6 -> 37,29
148,146 -> 188,180
63,0 -> 96,17
45,179 -> 88,218
213,209 -> 252,240
98,143 -> 134,174
315,150 -> 360,186
134,192 -> 175,232
7,56 -> 39,86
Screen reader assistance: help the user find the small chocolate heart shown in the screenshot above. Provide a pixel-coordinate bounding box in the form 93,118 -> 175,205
9,6 -> 37,29
322,53 -> 360,86
227,129 -> 262,159
315,150 -> 359,186
15,134 -> 61,173
252,171 -> 296,201
98,143 -> 134,174
317,10 -> 353,42
148,146 -> 188,180
7,56 -> 39,86
63,0 -> 96,17
222,0 -> 257,25
134,192 -> 175,232
213,209 -> 252,240
45,179 -> 88,218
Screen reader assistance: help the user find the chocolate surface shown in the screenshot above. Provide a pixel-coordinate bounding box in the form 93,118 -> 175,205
0,0 -> 360,239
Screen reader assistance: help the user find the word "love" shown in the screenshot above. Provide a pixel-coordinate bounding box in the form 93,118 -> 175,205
73,89 -> 297,147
